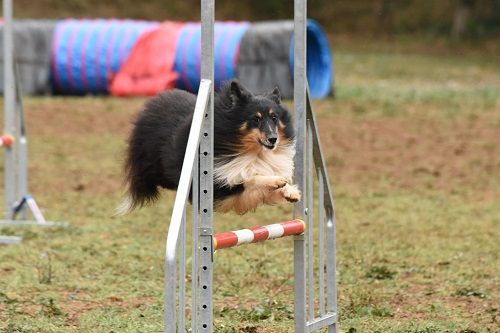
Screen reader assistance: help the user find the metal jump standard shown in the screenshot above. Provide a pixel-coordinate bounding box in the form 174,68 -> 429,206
0,0 -> 66,244
164,0 -> 338,332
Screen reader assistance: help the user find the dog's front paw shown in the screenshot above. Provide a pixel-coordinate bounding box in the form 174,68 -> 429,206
281,184 -> 301,202
267,176 -> 288,190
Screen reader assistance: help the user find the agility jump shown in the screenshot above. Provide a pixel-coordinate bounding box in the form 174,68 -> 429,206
163,0 -> 338,332
0,0 -> 66,244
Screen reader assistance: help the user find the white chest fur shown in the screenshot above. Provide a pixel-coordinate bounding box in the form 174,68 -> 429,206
214,144 -> 295,187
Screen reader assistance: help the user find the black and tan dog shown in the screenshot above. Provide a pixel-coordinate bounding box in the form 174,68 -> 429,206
117,80 -> 300,215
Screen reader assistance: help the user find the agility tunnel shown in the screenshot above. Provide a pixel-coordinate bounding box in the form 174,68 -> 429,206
109,21 -> 250,96
173,21 -> 251,93
113,19 -> 332,98
51,19 -> 159,94
0,19 -> 333,98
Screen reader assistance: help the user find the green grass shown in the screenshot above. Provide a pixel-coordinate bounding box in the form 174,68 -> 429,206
1,39 -> 499,332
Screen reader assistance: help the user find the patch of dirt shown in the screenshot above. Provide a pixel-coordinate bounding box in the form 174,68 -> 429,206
318,111 -> 500,199
0,288 -> 155,327
60,293 -> 154,326
0,303 -> 6,322
389,279 -> 499,326
6,98 -> 147,197
25,98 -> 146,139
0,266 -> 16,277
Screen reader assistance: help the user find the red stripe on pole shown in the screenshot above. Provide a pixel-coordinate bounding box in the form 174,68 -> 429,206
213,231 -> 238,250
281,219 -> 306,236
249,226 -> 269,242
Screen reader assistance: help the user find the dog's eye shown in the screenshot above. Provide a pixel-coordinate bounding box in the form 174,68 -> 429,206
253,116 -> 261,123
272,115 -> 278,122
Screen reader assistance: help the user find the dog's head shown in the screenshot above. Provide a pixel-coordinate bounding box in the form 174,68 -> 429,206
227,81 -> 294,152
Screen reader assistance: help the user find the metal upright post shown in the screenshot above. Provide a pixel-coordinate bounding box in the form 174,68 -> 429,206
3,0 -> 16,217
326,211 -> 338,333
191,146 -> 200,332
293,0 -> 307,332
15,64 -> 29,219
198,0 -> 215,332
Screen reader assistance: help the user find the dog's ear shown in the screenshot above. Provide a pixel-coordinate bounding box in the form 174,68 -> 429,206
269,86 -> 281,104
230,80 -> 250,104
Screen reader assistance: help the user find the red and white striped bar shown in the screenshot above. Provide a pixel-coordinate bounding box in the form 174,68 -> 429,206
0,134 -> 14,147
213,219 -> 306,250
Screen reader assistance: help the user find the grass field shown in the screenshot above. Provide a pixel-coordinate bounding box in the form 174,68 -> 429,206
1,38 -> 499,332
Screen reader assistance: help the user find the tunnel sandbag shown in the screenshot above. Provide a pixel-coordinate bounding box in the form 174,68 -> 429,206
51,19 -> 159,95
237,21 -> 294,98
237,20 -> 333,99
109,22 -> 184,96
0,20 -> 56,95
174,21 -> 250,92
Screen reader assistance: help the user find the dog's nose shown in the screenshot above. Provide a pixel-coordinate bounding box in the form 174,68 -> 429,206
268,137 -> 277,145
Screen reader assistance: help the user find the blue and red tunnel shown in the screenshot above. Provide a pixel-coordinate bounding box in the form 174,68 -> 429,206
2,19 -> 333,99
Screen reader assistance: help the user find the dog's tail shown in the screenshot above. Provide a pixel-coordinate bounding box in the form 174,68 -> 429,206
114,142 -> 162,217
114,195 -> 134,216
114,169 -> 161,216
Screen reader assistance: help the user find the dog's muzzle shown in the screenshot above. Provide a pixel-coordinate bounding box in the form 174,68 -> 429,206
260,136 -> 278,150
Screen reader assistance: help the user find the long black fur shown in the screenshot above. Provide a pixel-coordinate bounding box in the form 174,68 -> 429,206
122,80 -> 294,213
